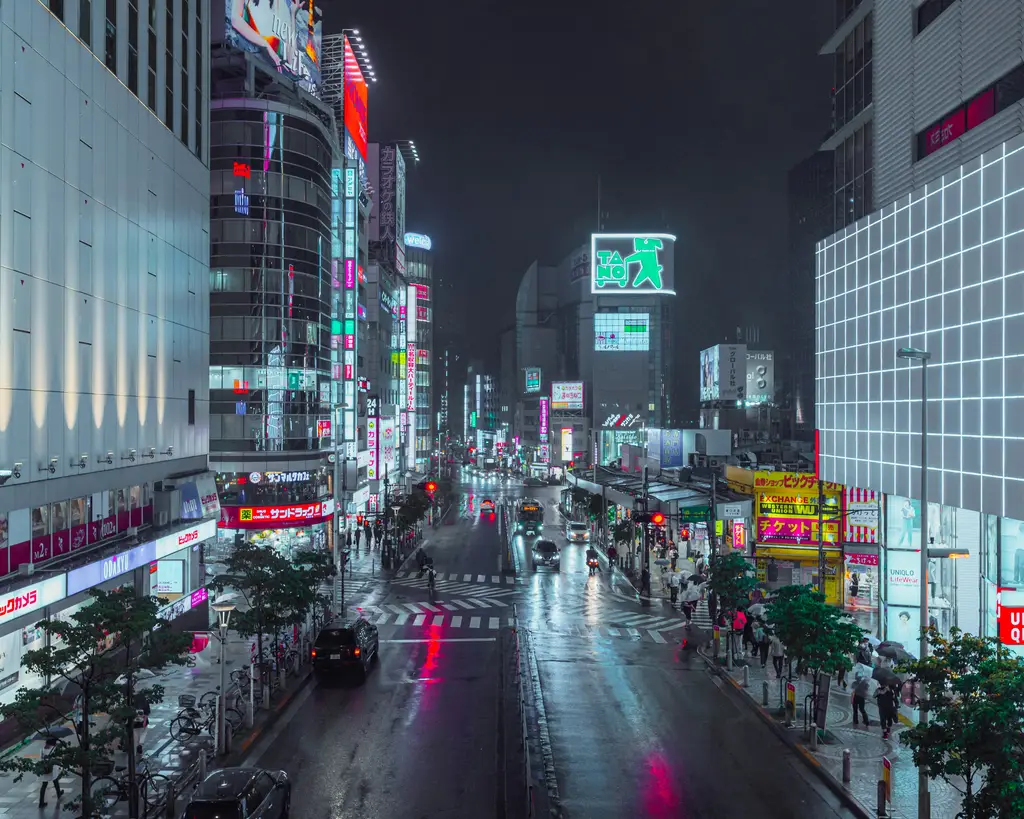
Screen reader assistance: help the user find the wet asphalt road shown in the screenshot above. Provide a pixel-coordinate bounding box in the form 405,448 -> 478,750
245,474 -> 858,818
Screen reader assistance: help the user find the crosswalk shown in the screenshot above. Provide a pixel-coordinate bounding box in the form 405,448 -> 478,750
395,570 -> 525,585
352,598 -> 510,621
393,576 -> 521,598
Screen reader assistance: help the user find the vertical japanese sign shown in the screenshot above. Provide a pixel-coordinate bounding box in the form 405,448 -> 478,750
539,398 -> 550,463
395,151 -> 407,274
342,164 -> 358,457
379,145 -> 397,260
406,284 -> 417,469
367,418 -> 379,480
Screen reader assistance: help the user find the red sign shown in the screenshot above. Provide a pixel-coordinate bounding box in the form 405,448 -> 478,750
317,419 -> 332,438
999,607 -> 1024,645
219,502 -> 335,530
924,109 -> 966,157
732,521 -> 747,551
233,162 -> 250,179
967,88 -> 995,130
343,36 -> 368,161
415,284 -> 430,301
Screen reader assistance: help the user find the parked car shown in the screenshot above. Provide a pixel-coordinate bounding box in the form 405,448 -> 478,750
523,476 -> 546,487
566,522 -> 590,543
312,619 -> 379,677
183,767 -> 290,818
532,539 -> 561,571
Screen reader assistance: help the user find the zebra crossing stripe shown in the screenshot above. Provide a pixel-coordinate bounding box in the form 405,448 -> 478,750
453,600 -> 476,610
432,614 -> 445,626
477,574 -> 486,582
376,614 -> 390,625
469,616 -> 481,628
451,615 -> 463,628
394,613 -> 409,625
387,604 -> 406,616
491,575 -> 500,583
488,617 -> 499,630
606,627 -> 620,636
626,628 -> 641,639
413,614 -> 426,626
447,572 -> 458,580
421,603 -> 442,613
404,603 -> 422,614
649,630 -> 667,644
441,603 -> 459,611
463,574 -> 472,581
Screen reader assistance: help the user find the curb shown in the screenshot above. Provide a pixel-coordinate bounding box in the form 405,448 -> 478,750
225,670 -> 314,765
697,650 -> 873,819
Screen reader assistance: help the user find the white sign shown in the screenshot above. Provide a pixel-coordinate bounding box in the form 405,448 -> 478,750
551,381 -> 584,411
745,350 -> 775,405
155,519 -> 217,560
561,428 -> 573,461
404,232 -> 432,250
380,418 -> 397,475
0,575 -> 67,627
367,418 -> 379,480
886,550 -> 922,607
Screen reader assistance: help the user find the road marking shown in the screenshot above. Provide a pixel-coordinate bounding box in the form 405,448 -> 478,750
383,638 -> 496,644
413,614 -> 426,626
421,602 -> 442,613
432,614 -> 445,626
451,616 -> 463,628
375,614 -> 390,625
477,574 -> 486,582
649,630 -> 667,643
441,603 -> 459,611
453,600 -> 476,610
491,575 -> 500,583
394,614 -> 408,625
470,616 -> 481,629
487,616 -> 498,630
387,604 -> 406,616
605,627 -> 620,636
627,628 -> 641,639
463,574 -> 472,581
404,603 -> 422,614
447,572 -> 459,580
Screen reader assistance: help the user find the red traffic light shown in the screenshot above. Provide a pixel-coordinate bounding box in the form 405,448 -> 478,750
650,512 -> 666,526
425,481 -> 437,493
356,515 -> 364,525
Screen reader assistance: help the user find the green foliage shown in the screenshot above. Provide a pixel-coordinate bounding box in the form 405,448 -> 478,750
612,519 -> 634,546
766,584 -> 863,681
897,627 -> 1024,818
0,586 -> 191,816
708,552 -> 758,619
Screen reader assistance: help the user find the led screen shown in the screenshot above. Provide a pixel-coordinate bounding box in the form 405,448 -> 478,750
225,1 -> 323,97
595,313 -> 649,352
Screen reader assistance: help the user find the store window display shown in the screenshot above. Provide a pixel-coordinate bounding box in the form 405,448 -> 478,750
845,554 -> 878,610
1000,516 -> 1024,587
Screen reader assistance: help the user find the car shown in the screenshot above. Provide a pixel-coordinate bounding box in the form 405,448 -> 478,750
523,476 -> 546,487
183,767 -> 290,818
532,539 -> 560,571
312,619 -> 379,677
566,522 -> 590,543
480,499 -> 495,513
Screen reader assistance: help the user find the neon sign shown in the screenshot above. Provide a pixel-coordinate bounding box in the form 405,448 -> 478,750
590,233 -> 677,295
404,233 -> 432,250
234,189 -> 249,215
233,162 -> 250,179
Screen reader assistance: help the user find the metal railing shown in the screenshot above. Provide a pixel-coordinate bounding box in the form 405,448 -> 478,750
512,603 -> 534,816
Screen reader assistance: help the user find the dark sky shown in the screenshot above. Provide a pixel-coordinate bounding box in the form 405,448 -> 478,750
323,0 -> 834,407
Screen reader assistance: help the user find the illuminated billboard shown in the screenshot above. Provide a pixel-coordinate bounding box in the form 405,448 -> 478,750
590,233 -> 676,295
551,382 -> 584,411
745,350 -> 775,405
525,368 -> 542,394
343,35 -> 368,160
405,233 -> 432,251
595,313 -> 649,352
560,428 -> 573,461
225,1 -> 323,97
700,344 -> 747,402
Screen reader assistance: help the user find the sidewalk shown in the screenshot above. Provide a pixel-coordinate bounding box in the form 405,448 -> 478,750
701,643 -> 964,819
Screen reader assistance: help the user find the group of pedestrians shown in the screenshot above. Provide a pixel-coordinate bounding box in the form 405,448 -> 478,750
345,522 -> 384,550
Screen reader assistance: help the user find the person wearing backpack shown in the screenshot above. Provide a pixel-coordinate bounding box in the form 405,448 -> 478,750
769,633 -> 786,678
753,619 -> 769,668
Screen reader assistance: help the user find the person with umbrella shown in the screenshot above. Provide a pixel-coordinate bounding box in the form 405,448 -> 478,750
851,674 -> 871,727
37,737 -> 64,807
874,677 -> 901,740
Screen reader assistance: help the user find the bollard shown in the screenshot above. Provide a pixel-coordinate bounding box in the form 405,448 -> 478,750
810,724 -> 819,750
762,679 -> 769,706
165,780 -> 177,818
742,665 -> 749,688
199,747 -> 208,780
279,666 -> 287,692
843,749 -> 851,784
876,780 -> 888,817
224,723 -> 233,756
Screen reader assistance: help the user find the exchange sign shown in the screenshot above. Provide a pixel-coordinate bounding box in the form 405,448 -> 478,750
590,233 -> 676,295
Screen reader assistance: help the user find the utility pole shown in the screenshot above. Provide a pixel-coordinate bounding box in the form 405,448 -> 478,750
817,478 -> 826,600
709,472 -> 718,556
641,465 -> 650,589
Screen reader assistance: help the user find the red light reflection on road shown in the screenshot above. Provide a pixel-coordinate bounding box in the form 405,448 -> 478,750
641,752 -> 680,816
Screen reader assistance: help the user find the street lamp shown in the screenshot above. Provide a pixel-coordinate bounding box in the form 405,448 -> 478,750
897,345 -> 932,819
212,595 -> 237,756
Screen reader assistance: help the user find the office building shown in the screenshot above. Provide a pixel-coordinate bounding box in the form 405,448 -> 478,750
404,232 -> 434,472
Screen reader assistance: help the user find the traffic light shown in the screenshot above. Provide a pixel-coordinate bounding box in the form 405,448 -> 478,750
650,512 -> 665,526
425,481 -> 437,494
356,515 -> 364,526
680,524 -> 691,540
633,511 -> 666,525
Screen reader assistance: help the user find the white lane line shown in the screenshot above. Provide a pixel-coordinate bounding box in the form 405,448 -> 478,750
463,574 -> 472,581
383,638 -> 496,643
432,614 -> 445,626
453,600 -> 476,610
394,614 -> 409,625
470,616 -> 481,629
605,627 -> 620,636
413,614 -> 427,626
451,616 -> 463,628
627,628 -> 641,639
649,630 -> 667,643
441,603 -> 459,611
404,603 -> 423,614
387,604 -> 407,616
488,617 -> 499,630
375,614 -> 390,625
477,597 -> 507,607
421,603 -> 442,612
491,575 -> 500,583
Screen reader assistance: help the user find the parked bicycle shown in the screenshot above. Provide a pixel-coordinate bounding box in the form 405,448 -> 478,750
91,756 -> 170,809
170,695 -> 243,742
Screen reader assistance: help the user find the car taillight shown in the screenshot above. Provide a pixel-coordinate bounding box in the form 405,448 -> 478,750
311,649 -> 316,658
354,647 -> 361,657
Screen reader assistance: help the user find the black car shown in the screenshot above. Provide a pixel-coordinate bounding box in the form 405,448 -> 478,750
183,767 -> 290,818
312,619 -> 379,675
532,539 -> 560,571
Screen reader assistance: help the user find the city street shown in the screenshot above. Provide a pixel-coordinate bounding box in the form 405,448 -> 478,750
244,475 -> 860,818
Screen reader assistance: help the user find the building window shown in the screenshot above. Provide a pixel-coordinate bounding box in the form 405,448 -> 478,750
180,0 -> 189,146
164,4 -> 173,131
103,0 -> 116,74
194,3 -> 203,159
916,0 -> 958,36
127,0 -> 138,95
834,0 -> 864,28
833,12 -> 872,131
79,0 -> 91,47
48,0 -> 64,20
147,1 -> 157,113
834,121 -> 873,228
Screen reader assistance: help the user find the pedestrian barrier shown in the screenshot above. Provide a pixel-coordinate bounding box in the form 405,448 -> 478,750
512,604 -> 534,816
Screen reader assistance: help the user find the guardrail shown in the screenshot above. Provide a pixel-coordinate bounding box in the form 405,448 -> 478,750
512,603 -> 534,816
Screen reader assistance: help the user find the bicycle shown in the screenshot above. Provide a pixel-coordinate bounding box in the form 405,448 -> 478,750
91,756 -> 170,809
170,697 -> 242,742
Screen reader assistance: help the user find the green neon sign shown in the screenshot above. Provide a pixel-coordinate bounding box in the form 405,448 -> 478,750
590,233 -> 676,295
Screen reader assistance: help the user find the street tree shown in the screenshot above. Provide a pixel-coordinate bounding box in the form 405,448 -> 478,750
766,584 -> 862,692
0,586 -> 191,817
898,626 -> 1024,818
707,552 -> 759,657
293,547 -> 337,634
210,539 -> 307,668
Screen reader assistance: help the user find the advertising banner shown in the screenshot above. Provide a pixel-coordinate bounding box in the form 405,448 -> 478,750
367,418 -> 379,480
746,350 -> 775,405
999,607 -> 1024,645
560,428 -> 573,461
551,381 -> 584,410
405,233 -> 432,251
225,1 -> 323,97
754,471 -> 843,546
525,368 -> 542,394
0,575 -> 66,628
539,397 -> 549,439
595,313 -> 650,352
699,346 -> 719,400
886,549 -> 922,606
590,233 -> 676,295
845,487 -> 880,543
380,418 -> 397,476
343,35 -> 368,160
218,502 -> 335,530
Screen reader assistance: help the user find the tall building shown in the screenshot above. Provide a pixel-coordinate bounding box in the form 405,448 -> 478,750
404,232 -> 435,471
0,1 -> 217,711
816,0 -> 1024,645
464,361 -> 499,455
787,151 -> 835,437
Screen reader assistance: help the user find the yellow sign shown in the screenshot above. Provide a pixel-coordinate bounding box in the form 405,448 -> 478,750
725,465 -> 754,494
715,519 -> 723,536
786,682 -> 796,708
882,757 -> 892,800
239,508 -> 254,521
753,471 -> 842,495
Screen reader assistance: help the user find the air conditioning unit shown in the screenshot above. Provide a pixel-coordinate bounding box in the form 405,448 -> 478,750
19,563 -> 35,577
156,510 -> 170,528
126,526 -> 140,539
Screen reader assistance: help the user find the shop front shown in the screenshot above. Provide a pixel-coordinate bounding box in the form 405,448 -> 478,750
754,545 -> 844,605
215,500 -> 336,564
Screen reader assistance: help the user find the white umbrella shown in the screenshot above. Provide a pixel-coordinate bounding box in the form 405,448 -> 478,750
867,634 -> 882,647
748,603 -> 766,617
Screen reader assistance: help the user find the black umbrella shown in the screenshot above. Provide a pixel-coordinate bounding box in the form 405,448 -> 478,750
876,643 -> 914,663
32,725 -> 75,740
872,666 -> 901,685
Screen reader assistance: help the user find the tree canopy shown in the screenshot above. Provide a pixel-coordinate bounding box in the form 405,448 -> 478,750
766,584 -> 863,680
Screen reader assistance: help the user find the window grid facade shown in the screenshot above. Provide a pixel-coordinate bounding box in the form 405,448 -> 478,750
103,0 -> 116,73
164,3 -> 174,132
79,0 -> 91,47
836,122 -> 875,228
816,133 -> 1024,520
127,0 -> 139,95
833,11 -> 873,132
194,1 -> 203,159
180,0 -> 189,147
147,0 -> 158,112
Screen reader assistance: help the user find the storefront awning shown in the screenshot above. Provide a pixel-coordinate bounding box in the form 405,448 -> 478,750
755,545 -> 842,562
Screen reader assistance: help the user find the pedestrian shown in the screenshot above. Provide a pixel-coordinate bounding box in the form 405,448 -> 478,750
769,632 -> 786,678
754,619 -> 769,668
856,637 -> 873,667
640,567 -> 651,598
608,544 -> 618,566
875,683 -> 899,739
345,529 -> 353,548
851,675 -> 871,727
669,545 -> 678,572
38,737 -> 63,807
667,571 -> 681,605
836,659 -> 848,690
742,613 -> 756,655
354,527 -> 362,547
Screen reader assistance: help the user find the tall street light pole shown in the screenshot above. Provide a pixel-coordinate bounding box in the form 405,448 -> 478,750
211,596 -> 237,757
897,345 -> 931,819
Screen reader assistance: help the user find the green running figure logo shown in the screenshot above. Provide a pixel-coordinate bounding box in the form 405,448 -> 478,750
595,237 -> 665,289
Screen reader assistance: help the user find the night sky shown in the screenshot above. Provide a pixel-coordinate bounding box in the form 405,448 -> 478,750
323,0 -> 834,416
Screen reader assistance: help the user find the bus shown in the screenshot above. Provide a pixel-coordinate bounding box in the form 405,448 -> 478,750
515,499 -> 544,536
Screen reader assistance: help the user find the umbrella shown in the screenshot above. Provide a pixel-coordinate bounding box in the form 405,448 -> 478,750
872,666 -> 901,685
866,635 -> 882,647
654,558 -> 670,566
32,725 -> 75,740
58,679 -> 83,700
876,643 -> 915,663
748,603 -> 766,618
